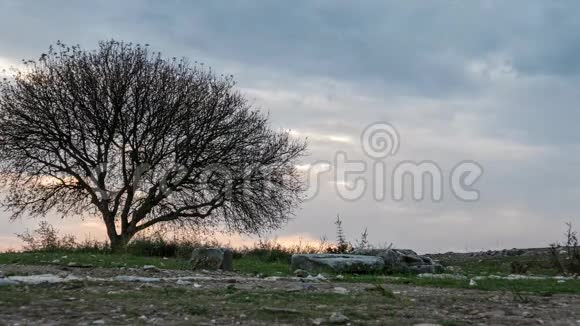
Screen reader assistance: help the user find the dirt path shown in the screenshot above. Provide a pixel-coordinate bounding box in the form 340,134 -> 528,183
1,264 -> 580,325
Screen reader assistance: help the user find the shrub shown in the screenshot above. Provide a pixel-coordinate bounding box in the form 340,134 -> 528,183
17,221 -> 70,251
549,222 -> 580,275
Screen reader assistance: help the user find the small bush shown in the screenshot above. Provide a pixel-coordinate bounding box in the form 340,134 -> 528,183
17,221 -> 74,251
126,231 -> 222,259
510,261 -> 529,274
550,222 -> 580,275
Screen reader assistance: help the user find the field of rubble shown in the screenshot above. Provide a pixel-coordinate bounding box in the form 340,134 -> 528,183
1,248 -> 580,325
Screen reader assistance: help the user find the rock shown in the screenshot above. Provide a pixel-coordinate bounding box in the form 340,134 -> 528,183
0,278 -> 18,286
190,248 -> 234,271
329,312 -> 349,324
290,254 -> 384,274
294,269 -> 309,278
333,287 -> 349,294
418,273 -> 467,280
143,265 -> 160,271
8,274 -> 80,284
113,275 -> 160,282
469,279 -> 478,287
352,249 -> 444,274
261,307 -> 299,314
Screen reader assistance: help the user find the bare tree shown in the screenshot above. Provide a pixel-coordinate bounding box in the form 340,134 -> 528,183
0,40 -> 307,250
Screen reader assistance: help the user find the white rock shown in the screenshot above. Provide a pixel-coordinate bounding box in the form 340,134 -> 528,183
469,279 -> 478,287
7,274 -> 78,284
143,265 -> 159,271
114,275 -> 160,283
333,287 -> 349,295
0,278 -> 18,286
291,254 -> 384,274
418,273 -> 467,280
305,274 -> 328,282
329,312 -> 349,324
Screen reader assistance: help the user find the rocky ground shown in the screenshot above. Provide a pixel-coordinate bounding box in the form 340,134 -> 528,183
1,264 -> 580,325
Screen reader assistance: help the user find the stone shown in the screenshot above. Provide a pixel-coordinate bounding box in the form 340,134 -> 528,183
333,287 -> 349,294
294,269 -> 309,278
290,254 -> 384,274
261,307 -> 299,314
352,248 -> 444,274
418,273 -> 467,280
190,248 -> 234,271
143,265 -> 160,272
329,312 -> 349,324
114,275 -> 160,282
0,278 -> 18,286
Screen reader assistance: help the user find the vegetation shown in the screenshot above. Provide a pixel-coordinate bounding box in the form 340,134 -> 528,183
549,222 -> 580,275
3,221 -> 580,297
0,40 -> 306,250
0,281 -> 398,324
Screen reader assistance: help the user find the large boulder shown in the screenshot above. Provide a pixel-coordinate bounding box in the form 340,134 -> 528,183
352,249 -> 443,274
290,254 -> 385,274
190,248 -> 234,271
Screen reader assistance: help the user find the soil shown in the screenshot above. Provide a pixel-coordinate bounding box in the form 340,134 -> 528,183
1,264 -> 579,325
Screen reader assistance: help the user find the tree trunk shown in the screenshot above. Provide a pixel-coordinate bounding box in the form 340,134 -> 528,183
109,233 -> 134,252
105,218 -> 134,252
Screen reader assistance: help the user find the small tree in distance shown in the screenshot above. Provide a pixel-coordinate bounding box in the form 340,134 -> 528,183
0,40 -> 307,250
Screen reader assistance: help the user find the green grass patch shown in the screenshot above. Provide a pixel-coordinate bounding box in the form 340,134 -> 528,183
0,251 -> 290,275
382,276 -> 580,295
0,251 -> 190,270
437,255 -> 558,276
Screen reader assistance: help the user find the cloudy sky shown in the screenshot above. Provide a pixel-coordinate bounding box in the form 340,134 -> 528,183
1,0 -> 580,253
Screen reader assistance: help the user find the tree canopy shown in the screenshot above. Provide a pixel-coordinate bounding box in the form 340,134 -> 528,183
0,40 -> 306,249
